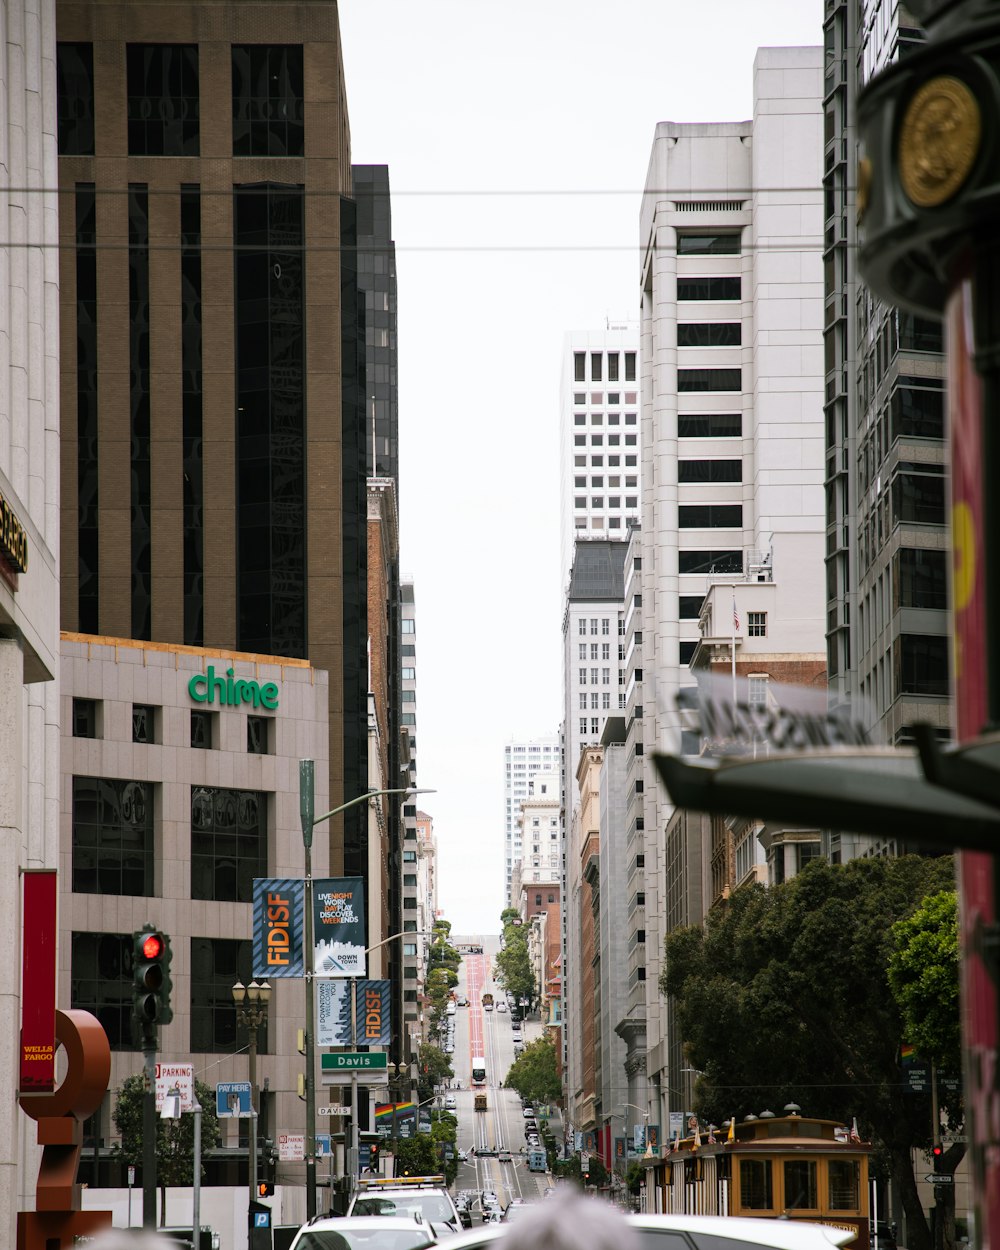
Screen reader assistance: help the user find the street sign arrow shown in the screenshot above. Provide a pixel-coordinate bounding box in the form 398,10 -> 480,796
925,1173 -> 954,1184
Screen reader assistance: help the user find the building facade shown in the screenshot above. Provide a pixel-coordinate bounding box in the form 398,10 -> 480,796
638,46 -> 826,1153
503,735 -> 559,906
1,0 -> 60,1233
822,3 -> 948,798
61,633 -> 330,1225
559,328 -> 641,589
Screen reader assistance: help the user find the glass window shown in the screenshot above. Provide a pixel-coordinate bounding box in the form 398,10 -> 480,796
132,705 -> 156,744
625,352 -> 637,381
73,698 -> 99,739
677,233 -> 741,255
891,467 -> 946,525
739,1158 -> 773,1209
71,932 -> 135,1050
828,1159 -> 860,1210
896,634 -> 949,696
402,667 -> 416,680
190,936 -> 261,1053
890,384 -> 944,440
591,352 -> 603,381
678,368 -> 742,392
677,322 -> 742,347
247,715 -> 271,754
679,413 -> 742,438
608,352 -> 620,381
895,548 -> 947,609
57,43 -> 95,155
126,44 -> 200,156
679,549 -> 743,575
72,777 -> 153,896
679,595 -> 704,619
784,1160 -> 818,1210
602,618 -> 610,634
579,669 -> 587,685
574,352 -> 586,382
579,619 -> 587,636
748,612 -> 767,637
402,619 -> 415,633
191,786 -> 267,903
591,619 -> 599,634
232,45 -> 304,156
749,675 -> 768,708
679,641 -> 697,665
679,505 -> 743,528
677,276 -> 741,301
679,460 -> 742,483
191,709 -> 213,749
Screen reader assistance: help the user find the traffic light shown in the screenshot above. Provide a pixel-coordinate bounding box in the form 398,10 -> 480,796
132,927 -> 173,1029
369,1142 -> 380,1171
932,1143 -> 944,1169
257,1180 -> 274,1198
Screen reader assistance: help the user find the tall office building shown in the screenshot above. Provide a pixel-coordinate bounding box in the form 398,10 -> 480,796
54,1 -> 368,1215
399,577 -> 426,1032
637,46 -> 826,1149
823,3 -> 948,809
559,330 -> 641,589
0,0 -> 60,1235
503,735 -> 559,906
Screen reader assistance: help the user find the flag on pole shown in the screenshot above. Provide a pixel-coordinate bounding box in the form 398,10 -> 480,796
732,597 -> 740,632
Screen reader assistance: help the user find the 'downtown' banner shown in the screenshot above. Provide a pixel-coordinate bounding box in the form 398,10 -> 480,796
317,980 -> 391,1046
313,877 -> 366,976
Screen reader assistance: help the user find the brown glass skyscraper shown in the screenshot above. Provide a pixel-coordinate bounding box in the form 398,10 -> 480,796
56,2 -> 368,860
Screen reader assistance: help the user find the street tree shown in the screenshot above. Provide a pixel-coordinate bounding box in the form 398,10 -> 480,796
662,854 -> 955,1250
505,1035 -> 561,1106
416,1042 -> 454,1104
113,1075 -> 221,1224
889,888 -> 964,1248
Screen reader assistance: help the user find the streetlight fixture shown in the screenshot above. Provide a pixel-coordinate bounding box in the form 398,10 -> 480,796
298,762 -> 435,1220
233,978 -> 272,1201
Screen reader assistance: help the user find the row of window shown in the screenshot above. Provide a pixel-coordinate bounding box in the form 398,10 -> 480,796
573,497 -> 639,511
578,643 -> 613,660
572,412 -> 638,426
73,698 -> 273,755
573,351 -> 638,383
58,42 -> 306,158
573,455 -> 639,469
579,618 -> 613,635
579,692 -> 613,709
574,476 -> 637,489
573,392 -> 638,406
572,434 -> 639,446
578,669 -> 615,686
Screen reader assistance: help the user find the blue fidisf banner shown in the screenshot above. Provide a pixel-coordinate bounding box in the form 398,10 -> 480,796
252,878 -> 305,978
312,877 -> 366,976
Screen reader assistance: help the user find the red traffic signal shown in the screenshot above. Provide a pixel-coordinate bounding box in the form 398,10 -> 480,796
932,1144 -> 943,1157
141,932 -> 164,961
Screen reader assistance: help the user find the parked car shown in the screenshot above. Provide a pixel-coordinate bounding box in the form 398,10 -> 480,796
288,1216 -> 437,1250
433,1213 -> 859,1250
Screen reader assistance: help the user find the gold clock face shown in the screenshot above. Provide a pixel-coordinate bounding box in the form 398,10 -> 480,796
898,75 -> 981,208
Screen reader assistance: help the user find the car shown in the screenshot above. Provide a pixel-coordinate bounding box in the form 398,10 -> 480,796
431,1212 -> 859,1250
523,1121 -> 537,1133
498,1149 -> 512,1162
457,996 -> 469,1006
287,1215 -> 437,1250
496,1000 -> 507,1012
347,1177 -> 462,1232
445,1095 -> 457,1110
521,1106 -> 535,1118
481,1190 -> 498,1209
458,1149 -> 469,1163
476,1146 -> 498,1158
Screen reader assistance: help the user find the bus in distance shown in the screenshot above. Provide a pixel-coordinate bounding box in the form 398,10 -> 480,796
471,1056 -> 486,1086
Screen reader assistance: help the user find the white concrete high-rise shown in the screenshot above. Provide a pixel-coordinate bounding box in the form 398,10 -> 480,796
503,736 -> 559,906
636,45 -> 826,1151
559,329 -> 641,590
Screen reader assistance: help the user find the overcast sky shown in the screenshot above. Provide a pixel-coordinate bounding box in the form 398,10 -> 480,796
337,0 -> 825,933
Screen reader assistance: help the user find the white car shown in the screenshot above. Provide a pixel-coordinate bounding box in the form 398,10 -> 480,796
435,1215 -> 859,1250
496,1000 -> 507,1012
288,1215 -> 437,1250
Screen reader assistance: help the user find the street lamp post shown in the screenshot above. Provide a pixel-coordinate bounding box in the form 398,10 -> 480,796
233,979 -> 271,1202
298,762 -> 434,1220
621,1103 -> 650,1163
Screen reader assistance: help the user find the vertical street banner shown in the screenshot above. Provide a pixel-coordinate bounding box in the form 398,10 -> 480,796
20,870 -> 57,1092
647,1124 -> 660,1153
316,979 -> 391,1046
312,877 -> 366,976
252,878 -> 305,978
615,1137 -> 626,1165
633,1124 -> 645,1151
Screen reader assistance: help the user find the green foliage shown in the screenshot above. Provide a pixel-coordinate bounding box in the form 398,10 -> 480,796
416,1043 -> 453,1104
495,914 -> 536,1007
625,1160 -> 645,1195
393,1133 -> 438,1179
113,1074 -> 222,1185
889,888 -> 960,1070
504,1035 -> 561,1105
662,855 -> 956,1250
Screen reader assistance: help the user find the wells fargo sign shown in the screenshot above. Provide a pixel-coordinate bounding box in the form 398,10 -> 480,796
0,488 -> 29,575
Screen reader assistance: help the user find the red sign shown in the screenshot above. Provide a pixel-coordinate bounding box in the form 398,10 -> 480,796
948,280 -> 1000,1250
20,871 -> 57,1092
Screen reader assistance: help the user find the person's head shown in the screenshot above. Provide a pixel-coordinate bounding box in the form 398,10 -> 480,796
502,1188 -> 639,1250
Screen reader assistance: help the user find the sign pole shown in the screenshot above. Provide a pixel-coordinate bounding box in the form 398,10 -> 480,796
142,1042 -> 156,1227
192,1099 -> 202,1250
350,980 -> 360,1188
300,760 -> 318,1221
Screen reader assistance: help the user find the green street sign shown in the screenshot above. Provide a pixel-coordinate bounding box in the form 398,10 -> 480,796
321,1053 -> 388,1072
